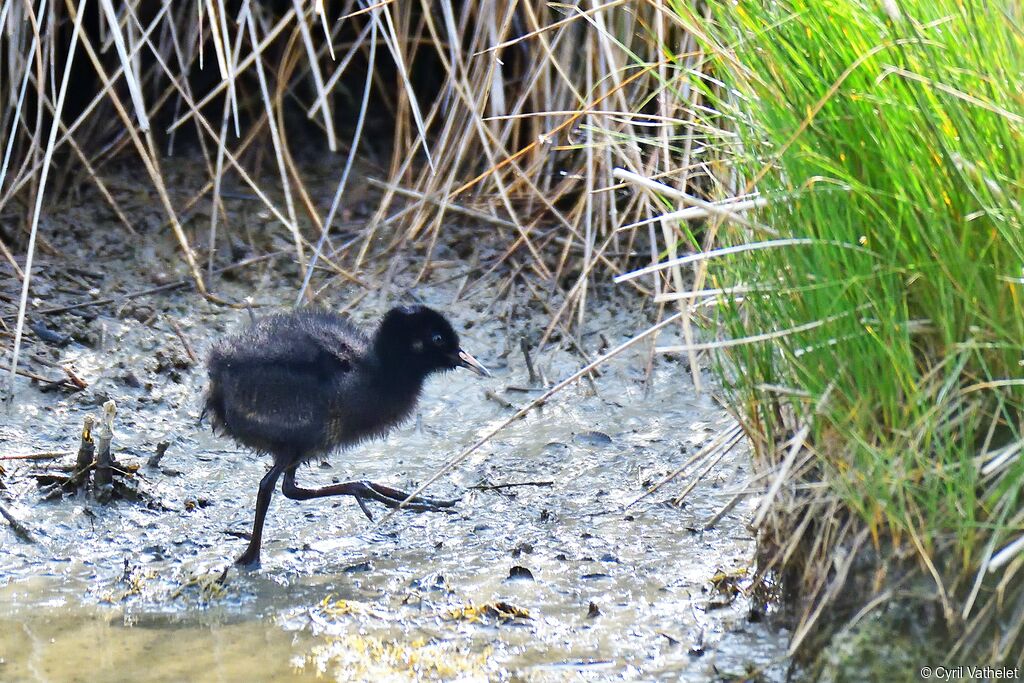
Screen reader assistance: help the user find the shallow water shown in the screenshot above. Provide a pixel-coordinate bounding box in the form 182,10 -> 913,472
0,240 -> 788,681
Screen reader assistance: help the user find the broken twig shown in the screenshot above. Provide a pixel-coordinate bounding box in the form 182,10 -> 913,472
0,501 -> 35,542
94,400 -> 117,496
469,480 -> 555,491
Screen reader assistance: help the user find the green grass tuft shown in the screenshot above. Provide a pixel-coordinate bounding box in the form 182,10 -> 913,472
678,0 -> 1024,662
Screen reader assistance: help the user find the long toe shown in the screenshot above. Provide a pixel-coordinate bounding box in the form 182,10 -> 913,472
359,482 -> 459,512
365,482 -> 459,508
353,495 -> 374,521
405,494 -> 459,508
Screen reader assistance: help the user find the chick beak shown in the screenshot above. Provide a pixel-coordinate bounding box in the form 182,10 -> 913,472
456,349 -> 491,377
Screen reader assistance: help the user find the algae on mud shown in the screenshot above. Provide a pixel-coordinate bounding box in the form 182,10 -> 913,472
0,218 -> 787,680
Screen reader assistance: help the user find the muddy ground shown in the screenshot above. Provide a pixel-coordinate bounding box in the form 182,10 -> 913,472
0,190 -> 788,681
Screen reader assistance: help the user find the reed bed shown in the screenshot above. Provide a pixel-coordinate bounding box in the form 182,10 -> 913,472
0,2 -> 703,292
0,0 -> 719,396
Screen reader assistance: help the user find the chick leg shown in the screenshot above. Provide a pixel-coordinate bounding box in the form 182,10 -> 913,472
280,467 -> 457,521
236,462 -> 287,566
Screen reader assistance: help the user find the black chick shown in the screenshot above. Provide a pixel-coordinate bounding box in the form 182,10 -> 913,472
204,305 -> 489,566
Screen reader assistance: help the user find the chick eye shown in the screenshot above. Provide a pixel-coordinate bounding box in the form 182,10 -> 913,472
431,333 -> 444,346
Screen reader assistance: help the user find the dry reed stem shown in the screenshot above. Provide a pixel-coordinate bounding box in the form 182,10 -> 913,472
298,15 -> 378,303
63,0 -> 209,298
98,0 -> 149,131
5,0 -> 88,404
751,385 -> 833,529
625,423 -> 743,508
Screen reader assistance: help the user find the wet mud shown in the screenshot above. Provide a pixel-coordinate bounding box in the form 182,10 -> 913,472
0,208 -> 788,681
